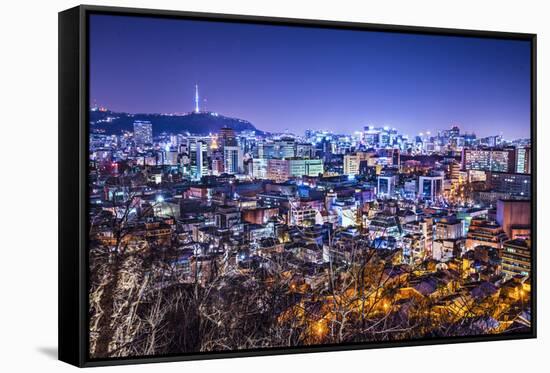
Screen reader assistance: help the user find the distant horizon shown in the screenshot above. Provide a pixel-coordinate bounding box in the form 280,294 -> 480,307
90,14 -> 532,139
90,108 -> 530,141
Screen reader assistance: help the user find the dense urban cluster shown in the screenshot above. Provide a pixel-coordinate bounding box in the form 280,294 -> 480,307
88,91 -> 532,358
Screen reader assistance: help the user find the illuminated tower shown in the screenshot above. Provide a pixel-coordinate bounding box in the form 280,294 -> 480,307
194,84 -> 200,113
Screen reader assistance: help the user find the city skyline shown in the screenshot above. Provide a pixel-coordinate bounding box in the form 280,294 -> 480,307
89,14 -> 531,139
87,13 -> 533,359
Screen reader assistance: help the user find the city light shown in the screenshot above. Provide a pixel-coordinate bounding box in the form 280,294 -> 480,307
86,21 -> 532,357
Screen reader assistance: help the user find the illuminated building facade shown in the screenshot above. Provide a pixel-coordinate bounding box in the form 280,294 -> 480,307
488,172 -> 531,197
516,146 -> 531,174
462,148 -> 516,173
189,140 -> 209,180
224,145 -> 243,174
418,175 -> 444,201
252,158 -> 268,179
435,218 -> 464,240
344,152 -> 370,175
133,120 -> 153,146
501,239 -> 531,279
496,199 -> 531,239
377,175 -> 396,198
465,219 -> 508,251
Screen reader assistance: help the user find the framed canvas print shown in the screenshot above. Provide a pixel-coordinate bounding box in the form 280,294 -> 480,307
58,5 -> 537,367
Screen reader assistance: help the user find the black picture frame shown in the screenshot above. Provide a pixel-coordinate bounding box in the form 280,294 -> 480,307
59,4 -> 537,367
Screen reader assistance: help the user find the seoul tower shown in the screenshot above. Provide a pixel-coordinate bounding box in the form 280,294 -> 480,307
194,84 -> 200,113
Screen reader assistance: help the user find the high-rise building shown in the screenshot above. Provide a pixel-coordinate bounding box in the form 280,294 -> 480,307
267,159 -> 290,182
391,149 -> 400,168
165,149 -> 179,166
488,172 -> 531,197
363,127 -> 380,147
274,137 -> 297,159
287,159 -> 320,178
252,158 -> 268,179
258,141 -> 277,159
375,149 -> 400,168
211,150 -> 224,176
418,175 -> 444,201
224,145 -> 243,174
501,239 -> 531,279
496,199 -> 531,239
462,148 -> 516,173
296,143 -> 315,159
465,219 -> 507,251
516,146 -> 531,174
189,140 -> 208,180
449,162 -> 461,184
133,120 -> 153,146
484,135 -> 502,147
449,125 -> 460,138
463,133 -> 477,146
377,175 -> 396,198
403,180 -> 417,199
344,152 -> 370,175
266,158 -> 324,181
220,127 -> 237,147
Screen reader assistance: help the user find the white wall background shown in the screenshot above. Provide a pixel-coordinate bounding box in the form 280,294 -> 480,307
0,0 -> 547,371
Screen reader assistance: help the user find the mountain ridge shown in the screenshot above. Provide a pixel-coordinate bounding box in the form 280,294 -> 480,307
90,110 -> 263,135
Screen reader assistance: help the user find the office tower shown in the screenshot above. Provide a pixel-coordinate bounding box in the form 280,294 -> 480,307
296,143 -> 315,159
465,219 -> 507,251
224,145 -> 243,174
363,126 -> 380,147
516,146 -> 531,174
449,125 -> 460,138
462,148 -> 516,173
258,141 -> 277,159
344,152 -> 370,175
252,158 -> 268,179
274,137 -> 297,159
289,159 -> 324,177
488,173 -> 531,197
377,175 -> 396,198
133,120 -> 153,146
165,149 -> 179,166
391,148 -> 400,168
496,199 -> 531,239
220,127 -> 237,147
190,140 -> 208,180
211,150 -> 224,175
418,175 -> 444,201
267,159 -> 291,182
501,239 -> 531,279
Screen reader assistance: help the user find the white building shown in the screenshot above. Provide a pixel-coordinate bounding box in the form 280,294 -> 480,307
252,158 -> 268,179
377,175 -> 396,198
224,145 -> 243,174
418,175 -> 444,201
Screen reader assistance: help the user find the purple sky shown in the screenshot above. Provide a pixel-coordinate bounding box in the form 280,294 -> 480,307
89,14 -> 532,139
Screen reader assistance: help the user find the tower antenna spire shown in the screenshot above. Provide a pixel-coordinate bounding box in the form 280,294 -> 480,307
194,84 -> 200,113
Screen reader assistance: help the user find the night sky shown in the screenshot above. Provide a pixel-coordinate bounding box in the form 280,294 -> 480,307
89,14 -> 531,139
